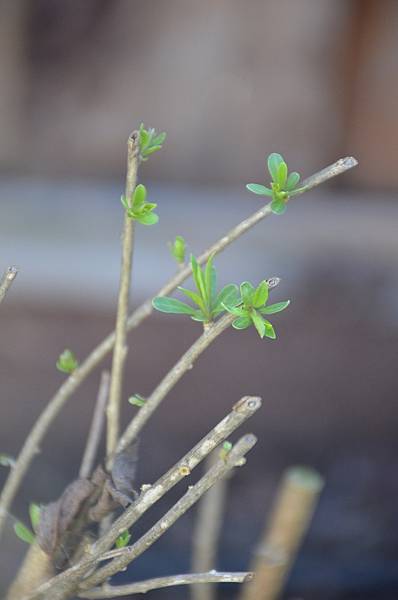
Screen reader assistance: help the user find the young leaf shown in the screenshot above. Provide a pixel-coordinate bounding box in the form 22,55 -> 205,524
14,522 -> 35,545
246,184 -> 273,196
136,212 -> 159,226
178,286 -> 206,312
214,284 -> 239,313
286,171 -> 300,190
170,235 -> 186,264
0,453 -> 15,468
222,304 -> 246,317
232,316 -> 252,330
277,161 -> 288,188
29,503 -> 41,530
132,184 -> 147,209
240,281 -> 255,305
205,255 -> 217,304
128,394 -> 146,408
264,320 -> 276,339
115,530 -> 131,548
56,349 -> 78,374
250,310 -> 266,338
252,280 -> 269,308
152,297 -> 196,315
152,132 -> 167,146
260,300 -> 290,315
270,198 -> 287,215
191,255 -> 207,301
268,153 -> 284,182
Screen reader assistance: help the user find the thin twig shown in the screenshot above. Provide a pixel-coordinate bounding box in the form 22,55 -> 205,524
0,156 -> 356,540
80,434 -> 257,589
117,313 -> 234,453
79,371 -> 110,479
191,451 -> 229,600
107,132 -> 139,463
25,397 -> 261,600
240,466 -> 324,600
0,266 -> 18,305
78,571 -> 253,598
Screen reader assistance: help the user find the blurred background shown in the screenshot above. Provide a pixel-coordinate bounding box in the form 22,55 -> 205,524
1,0 -> 398,598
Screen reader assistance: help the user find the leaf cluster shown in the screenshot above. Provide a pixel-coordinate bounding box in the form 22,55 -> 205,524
246,152 -> 303,215
138,123 -> 166,162
223,280 -> 290,339
121,184 -> 159,225
56,349 -> 79,374
152,255 -> 239,325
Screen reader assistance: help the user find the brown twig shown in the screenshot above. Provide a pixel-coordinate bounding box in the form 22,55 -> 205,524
80,435 -> 257,589
116,313 -> 235,453
25,397 -> 261,600
191,450 -> 229,600
79,371 -> 110,479
107,132 -> 139,463
78,571 -> 253,598
240,466 -> 324,600
0,266 -> 18,305
0,156 -> 356,540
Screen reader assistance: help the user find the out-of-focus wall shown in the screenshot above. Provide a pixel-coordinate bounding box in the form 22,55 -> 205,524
0,0 -> 355,183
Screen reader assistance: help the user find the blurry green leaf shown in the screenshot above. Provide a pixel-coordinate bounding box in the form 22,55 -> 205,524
178,286 -> 206,312
251,310 -> 266,338
136,212 -> 159,225
153,132 -> 167,146
29,503 -> 41,530
252,280 -> 269,308
240,282 -> 255,305
152,297 -> 196,315
276,161 -> 288,187
246,184 -> 273,196
286,171 -> 300,190
264,320 -> 276,339
214,284 -> 239,313
115,530 -> 131,548
128,394 -> 146,408
205,255 -> 217,303
170,235 -> 186,264
14,522 -> 35,545
232,316 -> 252,330
191,256 -> 207,301
0,454 -> 15,468
270,198 -> 287,215
268,153 -> 284,182
223,304 -> 246,317
260,300 -> 290,315
132,184 -> 147,209
56,349 -> 78,374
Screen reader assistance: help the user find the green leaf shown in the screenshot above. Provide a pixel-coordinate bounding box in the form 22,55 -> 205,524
268,153 -> 284,182
190,310 -> 208,322
132,184 -> 147,210
128,394 -> 146,407
115,530 -> 131,548
56,349 -> 78,374
143,145 -> 162,156
213,284 -> 239,314
270,198 -> 287,215
250,310 -> 266,338
14,522 -> 35,545
223,304 -> 246,317
232,316 -> 252,330
264,320 -> 276,339
276,161 -> 288,187
252,280 -> 269,308
178,286 -> 206,312
29,503 -> 41,530
286,171 -> 300,190
240,281 -> 255,305
260,300 -> 290,315
205,255 -> 217,304
152,297 -> 196,315
120,195 -> 130,210
246,184 -> 273,196
0,453 -> 15,468
136,212 -> 159,225
153,132 -> 167,146
191,256 -> 207,301
170,235 -> 186,264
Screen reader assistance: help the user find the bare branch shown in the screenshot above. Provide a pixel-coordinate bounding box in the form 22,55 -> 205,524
80,435 -> 257,589
0,266 -> 18,305
107,132 -> 139,463
191,451 -> 229,600
240,466 -> 324,600
79,371 -> 110,479
117,313 -> 235,453
78,571 -> 253,598
0,156 -> 356,540
25,397 -> 261,599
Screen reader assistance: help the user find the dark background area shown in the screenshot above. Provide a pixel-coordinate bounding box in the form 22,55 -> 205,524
1,1 -> 398,598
